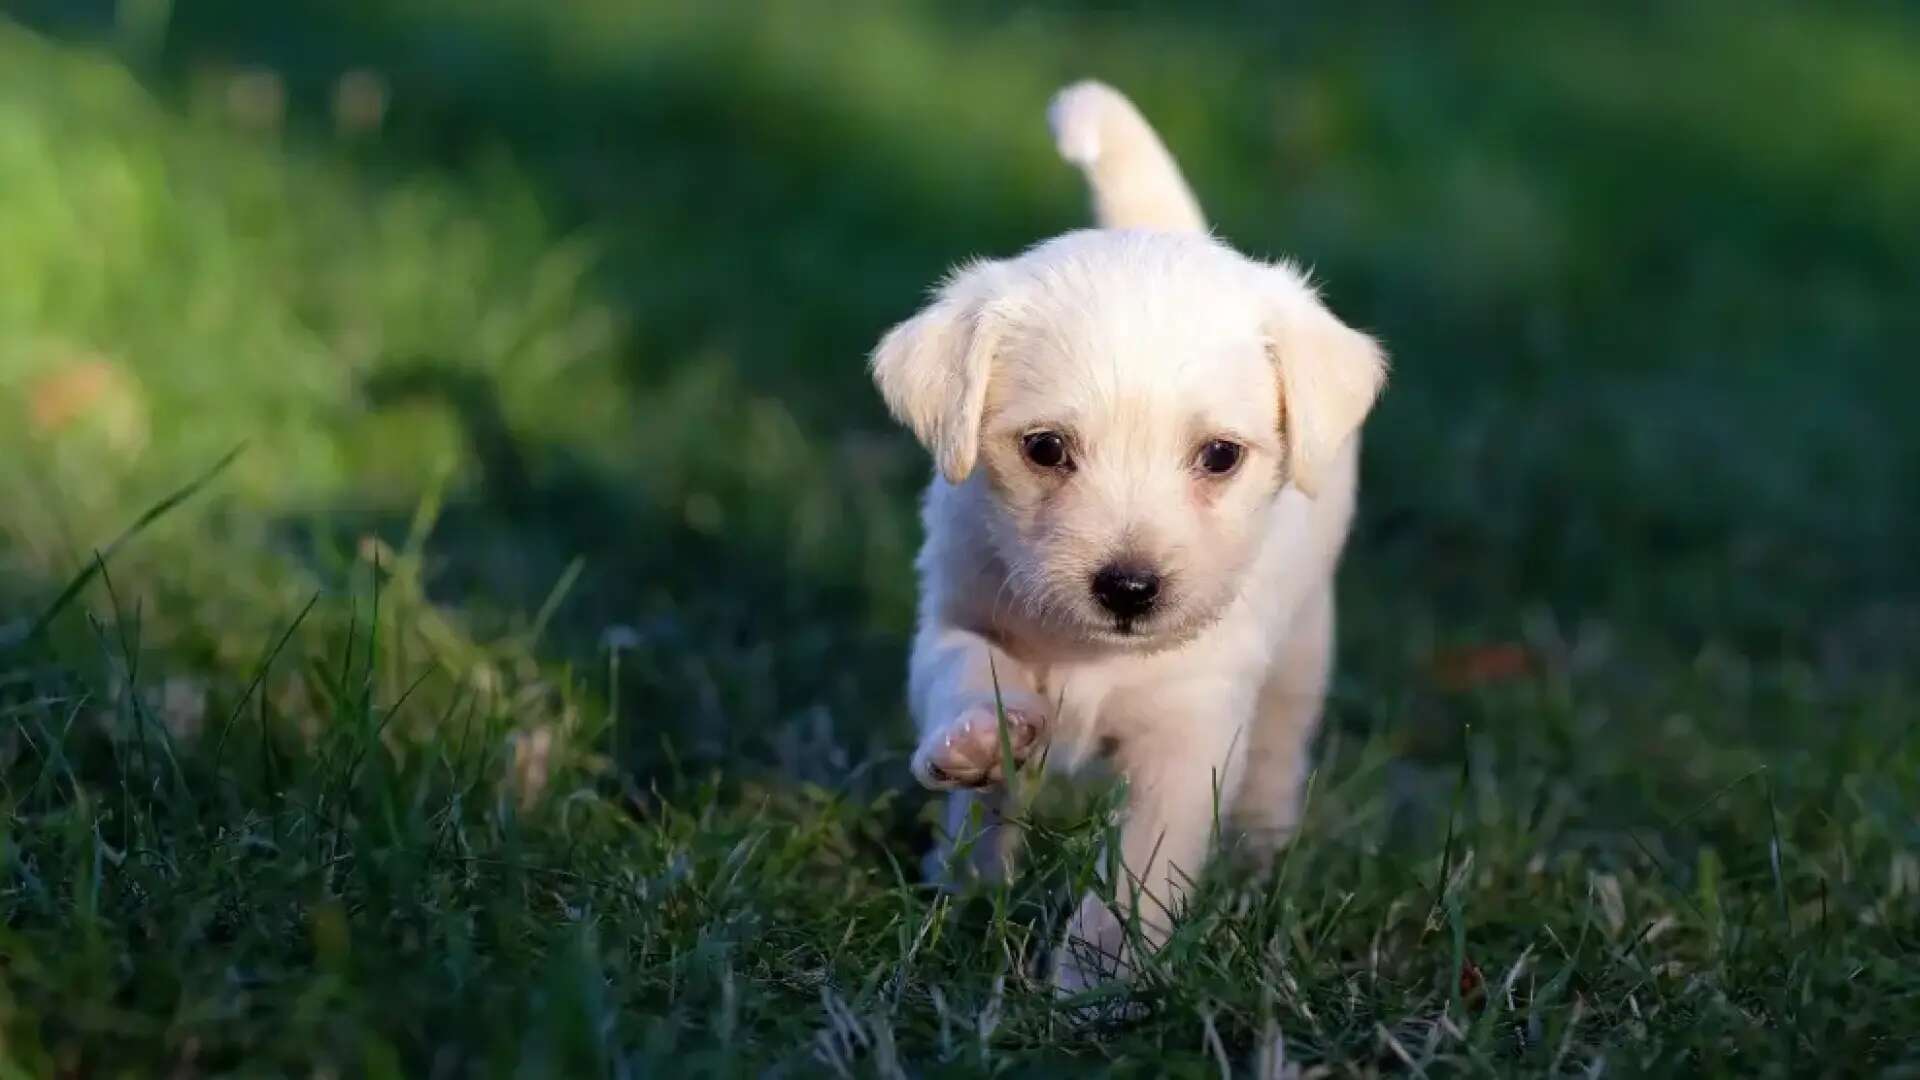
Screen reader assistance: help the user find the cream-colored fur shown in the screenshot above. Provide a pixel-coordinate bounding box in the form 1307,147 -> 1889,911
870,81 -> 1386,990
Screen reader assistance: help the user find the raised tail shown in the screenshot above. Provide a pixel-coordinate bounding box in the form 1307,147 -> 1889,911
1047,80 -> 1206,233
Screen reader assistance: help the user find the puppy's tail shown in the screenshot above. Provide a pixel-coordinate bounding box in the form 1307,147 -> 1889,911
1048,80 -> 1206,233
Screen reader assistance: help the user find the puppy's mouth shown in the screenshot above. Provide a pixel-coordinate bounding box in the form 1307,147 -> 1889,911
1092,610 -> 1177,647
1038,598 -> 1167,646
1090,598 -> 1232,652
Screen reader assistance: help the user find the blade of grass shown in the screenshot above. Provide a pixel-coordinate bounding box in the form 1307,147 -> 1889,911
1426,722 -> 1472,934
987,653 -> 1017,802
213,592 -> 320,772
529,556 -> 587,646
1765,770 -> 1793,937
14,444 -> 245,648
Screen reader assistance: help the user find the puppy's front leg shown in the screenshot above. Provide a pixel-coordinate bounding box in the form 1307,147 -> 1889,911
909,624 -> 1048,883
1056,681 -> 1251,992
929,789 -> 1018,885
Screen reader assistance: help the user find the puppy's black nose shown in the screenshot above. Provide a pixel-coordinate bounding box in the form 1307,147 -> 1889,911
1092,564 -> 1160,619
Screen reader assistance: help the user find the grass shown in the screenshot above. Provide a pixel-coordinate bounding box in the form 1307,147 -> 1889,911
1,0 -> 1917,1073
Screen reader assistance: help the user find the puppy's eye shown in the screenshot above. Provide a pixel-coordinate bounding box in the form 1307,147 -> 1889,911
1196,439 -> 1244,476
1022,431 -> 1071,470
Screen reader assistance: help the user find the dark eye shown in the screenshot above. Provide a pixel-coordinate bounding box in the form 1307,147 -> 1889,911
1197,439 -> 1244,476
1022,431 -> 1071,470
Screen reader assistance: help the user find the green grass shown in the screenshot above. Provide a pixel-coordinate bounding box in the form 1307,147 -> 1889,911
1,1 -> 1917,1073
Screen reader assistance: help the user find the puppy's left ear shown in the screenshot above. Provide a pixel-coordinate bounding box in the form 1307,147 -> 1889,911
1264,271 -> 1388,497
869,261 -> 1007,484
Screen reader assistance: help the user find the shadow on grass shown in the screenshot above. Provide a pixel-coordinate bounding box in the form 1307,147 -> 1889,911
315,364 -> 918,792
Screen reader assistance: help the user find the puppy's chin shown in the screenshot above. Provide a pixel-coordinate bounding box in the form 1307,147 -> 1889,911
1058,601 -> 1230,655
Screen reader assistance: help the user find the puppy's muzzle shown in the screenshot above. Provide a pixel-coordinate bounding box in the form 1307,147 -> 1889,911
1091,563 -> 1161,621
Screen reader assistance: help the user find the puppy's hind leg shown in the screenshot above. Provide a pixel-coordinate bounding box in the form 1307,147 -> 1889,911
1232,586 -> 1335,869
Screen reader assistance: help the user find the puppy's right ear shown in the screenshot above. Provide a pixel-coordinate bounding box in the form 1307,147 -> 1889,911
869,261 -> 1005,484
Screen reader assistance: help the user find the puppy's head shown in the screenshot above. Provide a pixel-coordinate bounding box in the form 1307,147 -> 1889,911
873,231 -> 1384,648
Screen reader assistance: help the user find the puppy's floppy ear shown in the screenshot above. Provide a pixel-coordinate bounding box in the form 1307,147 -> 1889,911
869,260 -> 1006,483
1264,269 -> 1388,497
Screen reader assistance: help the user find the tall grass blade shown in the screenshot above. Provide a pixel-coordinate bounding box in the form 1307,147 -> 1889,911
14,444 -> 245,649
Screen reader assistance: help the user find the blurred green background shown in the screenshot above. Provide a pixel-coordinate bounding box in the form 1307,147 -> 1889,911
5,0 -> 1913,760
1,0 -> 1916,1071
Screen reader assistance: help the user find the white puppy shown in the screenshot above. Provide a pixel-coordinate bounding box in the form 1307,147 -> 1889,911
870,81 -> 1386,989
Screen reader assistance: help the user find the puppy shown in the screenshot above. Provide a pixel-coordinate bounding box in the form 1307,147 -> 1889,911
869,81 -> 1386,990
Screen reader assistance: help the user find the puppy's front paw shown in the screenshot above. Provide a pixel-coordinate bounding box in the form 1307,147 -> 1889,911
912,701 -> 1046,790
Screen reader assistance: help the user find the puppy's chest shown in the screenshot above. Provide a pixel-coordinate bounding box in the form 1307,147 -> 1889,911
1018,650 -> 1179,759
1022,659 -> 1111,766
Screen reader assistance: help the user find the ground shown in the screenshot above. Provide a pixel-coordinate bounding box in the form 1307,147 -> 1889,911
0,2 -> 1916,1074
